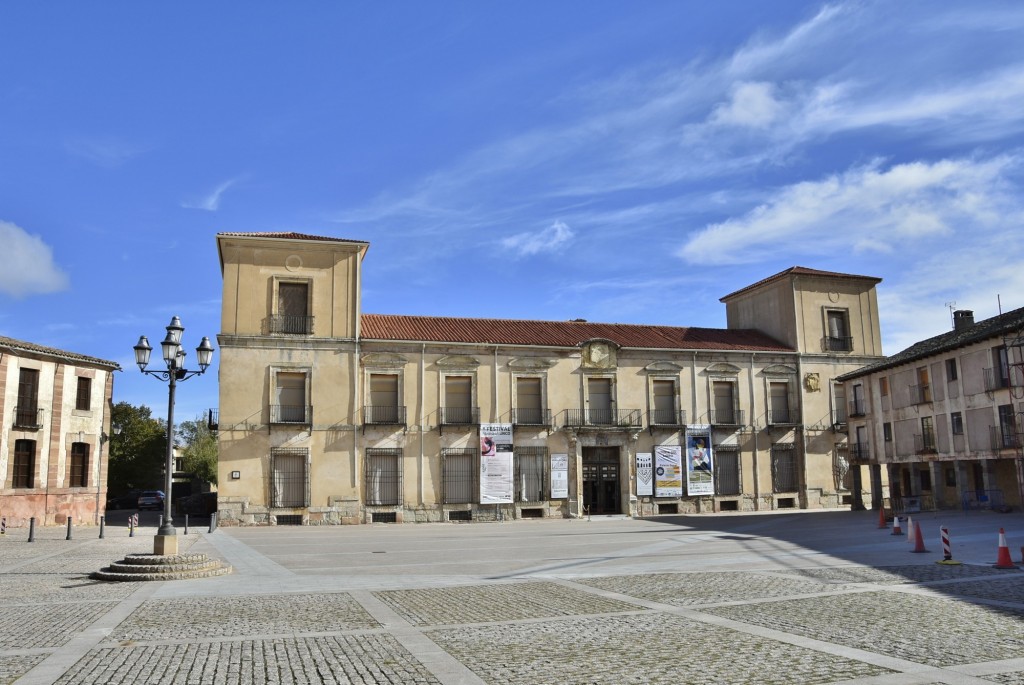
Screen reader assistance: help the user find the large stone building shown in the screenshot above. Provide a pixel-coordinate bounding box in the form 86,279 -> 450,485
840,308 -> 1024,513
215,232 -> 885,525
0,336 -> 119,526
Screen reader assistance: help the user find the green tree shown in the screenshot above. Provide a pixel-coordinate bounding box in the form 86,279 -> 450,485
178,415 -> 218,485
108,401 -> 166,493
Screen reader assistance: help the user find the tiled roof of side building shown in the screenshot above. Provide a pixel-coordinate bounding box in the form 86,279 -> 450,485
720,266 -> 882,302
838,305 -> 1024,381
0,335 -> 121,369
361,314 -> 794,351
217,231 -> 367,244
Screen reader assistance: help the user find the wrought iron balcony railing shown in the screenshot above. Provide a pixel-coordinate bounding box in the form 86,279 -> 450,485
914,429 -> 937,454
364,405 -> 407,426
823,336 -> 853,352
850,442 -> 870,462
910,384 -> 932,405
832,405 -> 848,426
848,399 -> 866,417
13,406 -> 43,430
440,406 -> 480,425
207,408 -> 219,431
562,408 -> 642,428
990,425 -> 1020,450
511,408 -> 551,426
984,367 -> 1011,392
268,314 -> 314,335
709,409 -> 745,426
767,409 -> 799,425
270,404 -> 312,425
649,409 -> 686,426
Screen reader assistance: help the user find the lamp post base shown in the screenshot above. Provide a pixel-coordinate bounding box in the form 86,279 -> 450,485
154,534 -> 179,556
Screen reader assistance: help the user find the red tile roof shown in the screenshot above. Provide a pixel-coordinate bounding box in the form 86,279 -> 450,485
361,314 -> 792,351
720,266 -> 881,302
217,232 -> 367,245
0,335 -> 120,369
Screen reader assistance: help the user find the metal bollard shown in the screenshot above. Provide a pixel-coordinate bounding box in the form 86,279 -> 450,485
208,511 -> 217,533
158,514 -> 163,528
28,517 -> 36,542
99,515 -> 105,539
184,514 -> 189,536
129,516 -> 134,538
66,517 -> 73,541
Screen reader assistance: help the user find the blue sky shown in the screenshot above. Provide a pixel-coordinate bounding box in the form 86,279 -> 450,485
3,1 -> 1024,421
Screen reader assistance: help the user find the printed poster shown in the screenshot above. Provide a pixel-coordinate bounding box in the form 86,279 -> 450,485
636,452 -> 653,497
686,425 -> 715,496
654,445 -> 683,498
480,423 -> 514,504
550,453 -> 569,499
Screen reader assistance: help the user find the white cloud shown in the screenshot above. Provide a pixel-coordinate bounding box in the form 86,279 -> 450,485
678,155 -> 1020,264
0,221 -> 70,297
711,82 -> 785,129
181,178 -> 240,211
502,220 -> 575,257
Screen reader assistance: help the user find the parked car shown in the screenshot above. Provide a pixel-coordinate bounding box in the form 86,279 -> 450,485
137,490 -> 166,511
106,490 -> 141,510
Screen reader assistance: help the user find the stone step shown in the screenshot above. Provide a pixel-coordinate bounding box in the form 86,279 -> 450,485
91,553 -> 232,582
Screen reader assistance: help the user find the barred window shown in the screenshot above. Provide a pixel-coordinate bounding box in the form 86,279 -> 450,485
713,445 -> 740,496
515,446 -> 547,502
771,443 -> 798,492
70,442 -> 89,488
443,448 -> 477,504
13,439 -> 35,489
271,448 -> 308,507
365,448 -> 402,506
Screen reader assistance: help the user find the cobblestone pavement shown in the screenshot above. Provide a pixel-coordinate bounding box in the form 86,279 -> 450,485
2,511 -> 1024,685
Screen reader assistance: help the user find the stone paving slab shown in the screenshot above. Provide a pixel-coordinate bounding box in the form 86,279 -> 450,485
575,571 -> 841,606
986,672 -> 1024,684
109,593 -> 380,641
53,635 -> 443,685
703,590 -> 1024,667
0,573 -> 141,604
941,576 -> 1024,605
0,654 -> 46,684
374,581 -> 644,626
776,564 -> 1020,586
427,612 -> 893,685
0,603 -> 120,650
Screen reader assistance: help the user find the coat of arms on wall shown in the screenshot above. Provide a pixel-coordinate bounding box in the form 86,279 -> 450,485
582,340 -> 616,369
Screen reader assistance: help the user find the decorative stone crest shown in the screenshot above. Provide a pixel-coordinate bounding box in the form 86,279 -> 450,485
804,372 -> 821,392
582,340 -> 616,369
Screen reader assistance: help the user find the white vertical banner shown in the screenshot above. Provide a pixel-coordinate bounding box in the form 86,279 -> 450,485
636,452 -> 653,497
654,445 -> 683,497
686,425 -> 715,496
480,423 -> 514,504
550,453 -> 569,499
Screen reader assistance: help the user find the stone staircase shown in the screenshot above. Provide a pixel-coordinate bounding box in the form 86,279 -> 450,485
92,553 -> 232,581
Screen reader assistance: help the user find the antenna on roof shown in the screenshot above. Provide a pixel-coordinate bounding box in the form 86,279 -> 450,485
998,294 -> 1003,315
945,301 -> 956,329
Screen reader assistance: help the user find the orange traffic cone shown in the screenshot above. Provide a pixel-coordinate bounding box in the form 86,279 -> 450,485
910,522 -> 928,553
994,528 -> 1016,569
891,516 -> 903,536
877,507 -> 888,529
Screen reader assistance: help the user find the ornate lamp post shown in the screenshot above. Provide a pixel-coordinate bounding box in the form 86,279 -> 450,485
134,316 -> 214,556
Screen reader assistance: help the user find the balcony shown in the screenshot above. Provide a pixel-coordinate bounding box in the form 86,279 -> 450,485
914,429 -> 937,454
268,314 -> 314,335
984,367 -> 1010,392
832,405 -> 848,427
910,384 -> 932,405
207,408 -> 219,431
649,409 -> 686,427
709,409 -> 745,426
511,408 -> 552,427
767,408 -> 799,426
823,336 -> 853,352
364,405 -> 407,426
990,425 -> 1020,450
562,408 -> 643,428
850,442 -> 870,462
13,405 -> 43,430
848,399 -> 866,418
440,406 -> 480,426
270,404 -> 312,425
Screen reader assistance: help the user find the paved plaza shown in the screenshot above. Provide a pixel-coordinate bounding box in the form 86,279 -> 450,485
2,509 -> 1024,685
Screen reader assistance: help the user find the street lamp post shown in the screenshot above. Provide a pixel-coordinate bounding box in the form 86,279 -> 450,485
134,316 -> 214,556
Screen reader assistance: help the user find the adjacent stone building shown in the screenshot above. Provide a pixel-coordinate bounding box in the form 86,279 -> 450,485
0,336 -> 119,526
215,232 -> 885,525
840,308 -> 1024,513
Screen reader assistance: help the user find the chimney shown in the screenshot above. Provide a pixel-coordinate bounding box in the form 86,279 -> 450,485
953,310 -> 975,332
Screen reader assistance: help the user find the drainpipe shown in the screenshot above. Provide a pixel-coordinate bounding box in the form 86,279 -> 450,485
493,346 -> 499,423
420,343 -> 426,504
749,353 -> 760,510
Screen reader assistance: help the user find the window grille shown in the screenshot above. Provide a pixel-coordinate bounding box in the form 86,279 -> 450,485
771,444 -> 798,492
443,448 -> 477,504
714,448 -> 740,495
271,447 -> 308,507
515,446 -> 547,502
13,439 -> 35,489
365,448 -> 402,505
70,442 -> 89,488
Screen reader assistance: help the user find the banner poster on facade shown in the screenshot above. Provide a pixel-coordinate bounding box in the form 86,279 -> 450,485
636,452 -> 653,497
654,446 -> 683,498
686,425 -> 715,496
550,453 -> 569,499
480,423 -> 514,504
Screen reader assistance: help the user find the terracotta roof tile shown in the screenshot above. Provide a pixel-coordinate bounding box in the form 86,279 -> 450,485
217,232 -> 367,245
361,314 -> 792,351
0,335 -> 120,369
720,266 -> 881,302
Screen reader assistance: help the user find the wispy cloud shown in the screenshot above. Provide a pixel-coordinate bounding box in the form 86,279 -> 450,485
65,136 -> 150,168
678,154 -> 1021,264
181,178 -> 242,211
501,220 -> 575,257
0,221 -> 70,298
